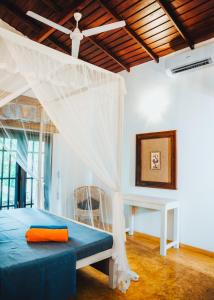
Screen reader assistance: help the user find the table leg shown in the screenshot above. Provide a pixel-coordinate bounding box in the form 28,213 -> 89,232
173,207 -> 180,248
128,206 -> 136,236
160,208 -> 167,256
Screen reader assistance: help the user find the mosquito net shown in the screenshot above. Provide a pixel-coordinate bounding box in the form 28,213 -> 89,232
0,19 -> 138,291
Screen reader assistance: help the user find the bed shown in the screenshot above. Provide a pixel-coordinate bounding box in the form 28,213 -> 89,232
0,208 -> 116,300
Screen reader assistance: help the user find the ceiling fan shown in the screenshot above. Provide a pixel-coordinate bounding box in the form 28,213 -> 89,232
26,11 -> 126,58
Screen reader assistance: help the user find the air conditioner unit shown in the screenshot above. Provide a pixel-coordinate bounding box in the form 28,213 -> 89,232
165,43 -> 214,76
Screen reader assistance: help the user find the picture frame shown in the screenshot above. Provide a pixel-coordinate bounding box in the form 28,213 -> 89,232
135,130 -> 176,189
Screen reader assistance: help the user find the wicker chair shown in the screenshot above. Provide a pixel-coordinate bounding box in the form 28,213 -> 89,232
74,186 -> 105,227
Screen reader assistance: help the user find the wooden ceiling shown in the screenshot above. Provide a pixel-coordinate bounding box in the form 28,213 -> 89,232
0,0 -> 214,73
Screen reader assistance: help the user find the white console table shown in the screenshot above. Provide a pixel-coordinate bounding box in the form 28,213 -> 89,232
123,194 -> 180,256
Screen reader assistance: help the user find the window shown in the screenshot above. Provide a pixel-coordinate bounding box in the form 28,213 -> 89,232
0,132 -> 52,210
0,137 -> 17,209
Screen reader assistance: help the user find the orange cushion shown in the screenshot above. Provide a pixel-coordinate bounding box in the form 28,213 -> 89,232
25,228 -> 69,243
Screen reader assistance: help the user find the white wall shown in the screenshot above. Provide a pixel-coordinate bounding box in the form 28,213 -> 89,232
121,44 -> 214,252
51,134 -> 92,218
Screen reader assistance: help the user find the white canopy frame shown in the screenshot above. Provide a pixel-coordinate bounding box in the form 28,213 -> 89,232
0,20 -> 138,291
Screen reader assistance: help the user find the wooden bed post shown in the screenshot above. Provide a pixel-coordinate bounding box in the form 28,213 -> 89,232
108,258 -> 117,289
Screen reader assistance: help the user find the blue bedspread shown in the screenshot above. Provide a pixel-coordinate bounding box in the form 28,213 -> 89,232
0,209 -> 76,300
0,208 -> 113,300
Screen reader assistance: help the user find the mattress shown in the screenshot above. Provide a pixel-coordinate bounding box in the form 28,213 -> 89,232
0,208 -> 113,300
0,208 -> 113,260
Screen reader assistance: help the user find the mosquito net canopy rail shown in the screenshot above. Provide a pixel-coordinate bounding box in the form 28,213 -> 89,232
0,20 -> 138,291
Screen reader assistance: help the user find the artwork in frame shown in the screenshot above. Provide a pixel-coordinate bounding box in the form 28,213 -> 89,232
151,151 -> 161,170
135,130 -> 176,189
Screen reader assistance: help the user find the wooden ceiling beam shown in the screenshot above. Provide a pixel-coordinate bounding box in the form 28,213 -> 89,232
40,0 -> 61,12
0,0 -> 43,30
97,0 -> 159,63
86,36 -> 130,71
157,0 -> 194,49
0,119 -> 58,134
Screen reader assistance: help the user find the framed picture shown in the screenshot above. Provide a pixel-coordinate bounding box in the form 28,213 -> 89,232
135,130 -> 176,189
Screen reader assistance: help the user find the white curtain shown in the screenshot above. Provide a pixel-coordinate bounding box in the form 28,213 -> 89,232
0,21 -> 137,291
0,94 -> 54,209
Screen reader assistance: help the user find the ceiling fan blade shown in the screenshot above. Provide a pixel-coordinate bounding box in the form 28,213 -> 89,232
72,38 -> 81,58
82,20 -> 126,37
26,11 -> 71,35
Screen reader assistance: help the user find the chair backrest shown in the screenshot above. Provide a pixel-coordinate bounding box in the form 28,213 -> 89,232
74,186 -> 105,210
